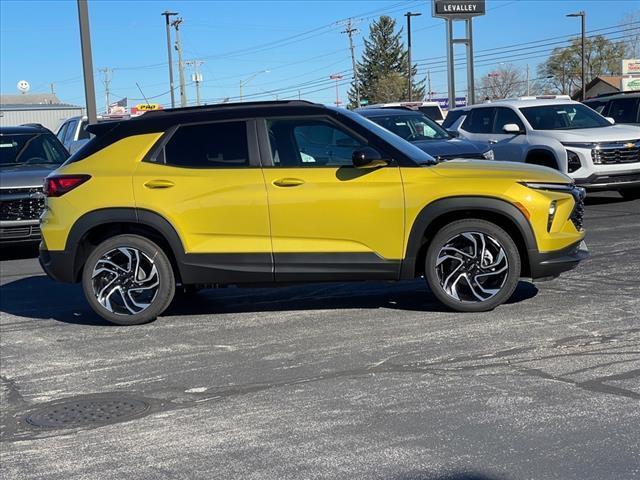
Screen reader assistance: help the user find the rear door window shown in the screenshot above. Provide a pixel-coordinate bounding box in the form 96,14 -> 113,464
63,119 -> 78,145
163,121 -> 249,168
442,110 -> 464,129
462,108 -> 496,134
607,97 -> 639,124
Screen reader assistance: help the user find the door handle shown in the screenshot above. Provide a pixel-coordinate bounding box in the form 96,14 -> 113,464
488,139 -> 498,144
273,178 -> 305,187
144,179 -> 175,189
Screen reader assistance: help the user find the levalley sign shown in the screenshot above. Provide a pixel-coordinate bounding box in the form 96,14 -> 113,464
433,0 -> 486,19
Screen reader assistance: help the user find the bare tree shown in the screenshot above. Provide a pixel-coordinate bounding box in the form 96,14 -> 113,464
478,64 -> 526,100
620,11 -> 640,58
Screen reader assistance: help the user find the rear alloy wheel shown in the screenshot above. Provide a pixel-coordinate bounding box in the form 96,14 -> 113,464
425,219 -> 521,312
82,235 -> 175,325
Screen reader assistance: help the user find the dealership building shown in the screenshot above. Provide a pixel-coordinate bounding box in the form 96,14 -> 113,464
0,93 -> 84,132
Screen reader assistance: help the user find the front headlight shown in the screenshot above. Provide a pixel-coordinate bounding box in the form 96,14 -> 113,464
482,149 -> 495,160
566,150 -> 582,173
521,182 -> 575,192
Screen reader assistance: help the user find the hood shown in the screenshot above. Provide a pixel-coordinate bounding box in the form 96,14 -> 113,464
0,164 -> 57,189
548,124 -> 640,143
432,159 -> 572,184
411,137 -> 488,158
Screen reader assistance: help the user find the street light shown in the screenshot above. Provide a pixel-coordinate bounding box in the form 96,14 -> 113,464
161,11 -> 178,108
566,11 -> 586,100
404,11 -> 422,101
330,74 -> 343,107
239,70 -> 270,102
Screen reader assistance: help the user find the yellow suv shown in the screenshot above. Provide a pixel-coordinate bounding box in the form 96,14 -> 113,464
39,101 -> 588,325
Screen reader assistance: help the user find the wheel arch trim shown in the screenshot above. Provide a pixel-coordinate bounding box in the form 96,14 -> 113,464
63,207 -> 187,281
400,196 -> 538,279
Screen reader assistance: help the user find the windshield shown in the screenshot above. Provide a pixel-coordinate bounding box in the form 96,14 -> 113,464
520,103 -> 611,130
340,109 -> 437,165
367,113 -> 450,141
0,133 -> 69,167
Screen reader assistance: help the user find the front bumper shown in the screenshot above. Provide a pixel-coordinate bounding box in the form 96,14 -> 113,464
574,171 -> 640,190
0,220 -> 41,244
528,240 -> 589,281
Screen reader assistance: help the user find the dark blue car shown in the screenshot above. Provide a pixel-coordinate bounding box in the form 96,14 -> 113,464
356,108 -> 494,162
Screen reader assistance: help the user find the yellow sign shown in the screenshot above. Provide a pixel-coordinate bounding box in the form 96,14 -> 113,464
135,103 -> 161,111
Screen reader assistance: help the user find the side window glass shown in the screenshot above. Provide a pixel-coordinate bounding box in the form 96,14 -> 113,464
64,120 -> 78,145
493,108 -> 524,133
442,110 -> 463,129
57,123 -> 68,143
164,121 -> 249,168
267,118 -> 370,167
462,108 -> 495,134
77,120 -> 91,140
608,98 -> 638,124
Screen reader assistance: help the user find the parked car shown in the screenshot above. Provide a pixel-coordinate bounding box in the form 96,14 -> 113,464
443,95 -> 640,199
57,114 -> 130,154
361,101 -> 446,124
39,100 -> 587,325
356,108 -> 494,162
0,125 -> 69,244
583,91 -> 639,126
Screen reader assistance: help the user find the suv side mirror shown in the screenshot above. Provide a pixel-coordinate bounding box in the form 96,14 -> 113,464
447,129 -> 460,138
352,147 -> 388,168
606,117 -> 616,125
503,123 -> 524,135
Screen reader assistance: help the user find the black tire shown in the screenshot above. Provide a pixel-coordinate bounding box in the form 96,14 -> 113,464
425,219 -> 521,312
81,234 -> 175,325
619,188 -> 640,201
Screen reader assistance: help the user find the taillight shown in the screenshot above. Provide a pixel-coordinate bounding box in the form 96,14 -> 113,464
44,175 -> 91,197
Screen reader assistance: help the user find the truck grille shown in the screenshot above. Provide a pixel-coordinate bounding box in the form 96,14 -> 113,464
0,188 -> 46,221
0,225 -> 40,241
591,140 -> 640,165
569,186 -> 586,231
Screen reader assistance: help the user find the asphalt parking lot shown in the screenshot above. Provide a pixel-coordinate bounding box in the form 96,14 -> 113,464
0,191 -> 638,480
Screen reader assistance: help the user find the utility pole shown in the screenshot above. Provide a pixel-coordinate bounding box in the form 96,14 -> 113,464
405,12 -> 421,101
98,67 -> 113,114
427,70 -> 432,100
341,19 -> 360,107
186,60 -> 204,106
77,0 -> 97,123
161,11 -> 178,108
50,83 -> 55,95
172,17 -> 187,107
526,64 -> 530,96
330,74 -> 343,107
567,11 -> 586,100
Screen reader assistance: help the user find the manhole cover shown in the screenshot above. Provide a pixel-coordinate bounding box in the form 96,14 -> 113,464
25,397 -> 150,429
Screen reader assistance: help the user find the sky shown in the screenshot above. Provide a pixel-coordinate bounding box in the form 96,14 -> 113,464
0,0 -> 638,109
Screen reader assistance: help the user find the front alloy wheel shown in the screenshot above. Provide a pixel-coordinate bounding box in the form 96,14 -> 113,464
425,220 -> 521,312
82,235 -> 175,325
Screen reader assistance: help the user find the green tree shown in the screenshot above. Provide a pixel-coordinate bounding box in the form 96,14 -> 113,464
348,16 -> 424,108
537,35 -> 627,98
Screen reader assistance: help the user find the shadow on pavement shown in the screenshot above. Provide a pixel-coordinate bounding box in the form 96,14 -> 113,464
0,244 -> 39,261
0,273 -> 538,326
583,192 -> 629,206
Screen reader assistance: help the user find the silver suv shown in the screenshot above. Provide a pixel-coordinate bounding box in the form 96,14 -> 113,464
444,96 -> 640,198
0,125 -> 69,244
57,114 -> 130,154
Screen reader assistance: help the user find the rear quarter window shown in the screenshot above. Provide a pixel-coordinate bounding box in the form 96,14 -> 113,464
441,109 -> 464,129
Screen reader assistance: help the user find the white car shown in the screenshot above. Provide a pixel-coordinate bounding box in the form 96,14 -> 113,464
443,96 -> 640,198
56,114 -> 130,154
